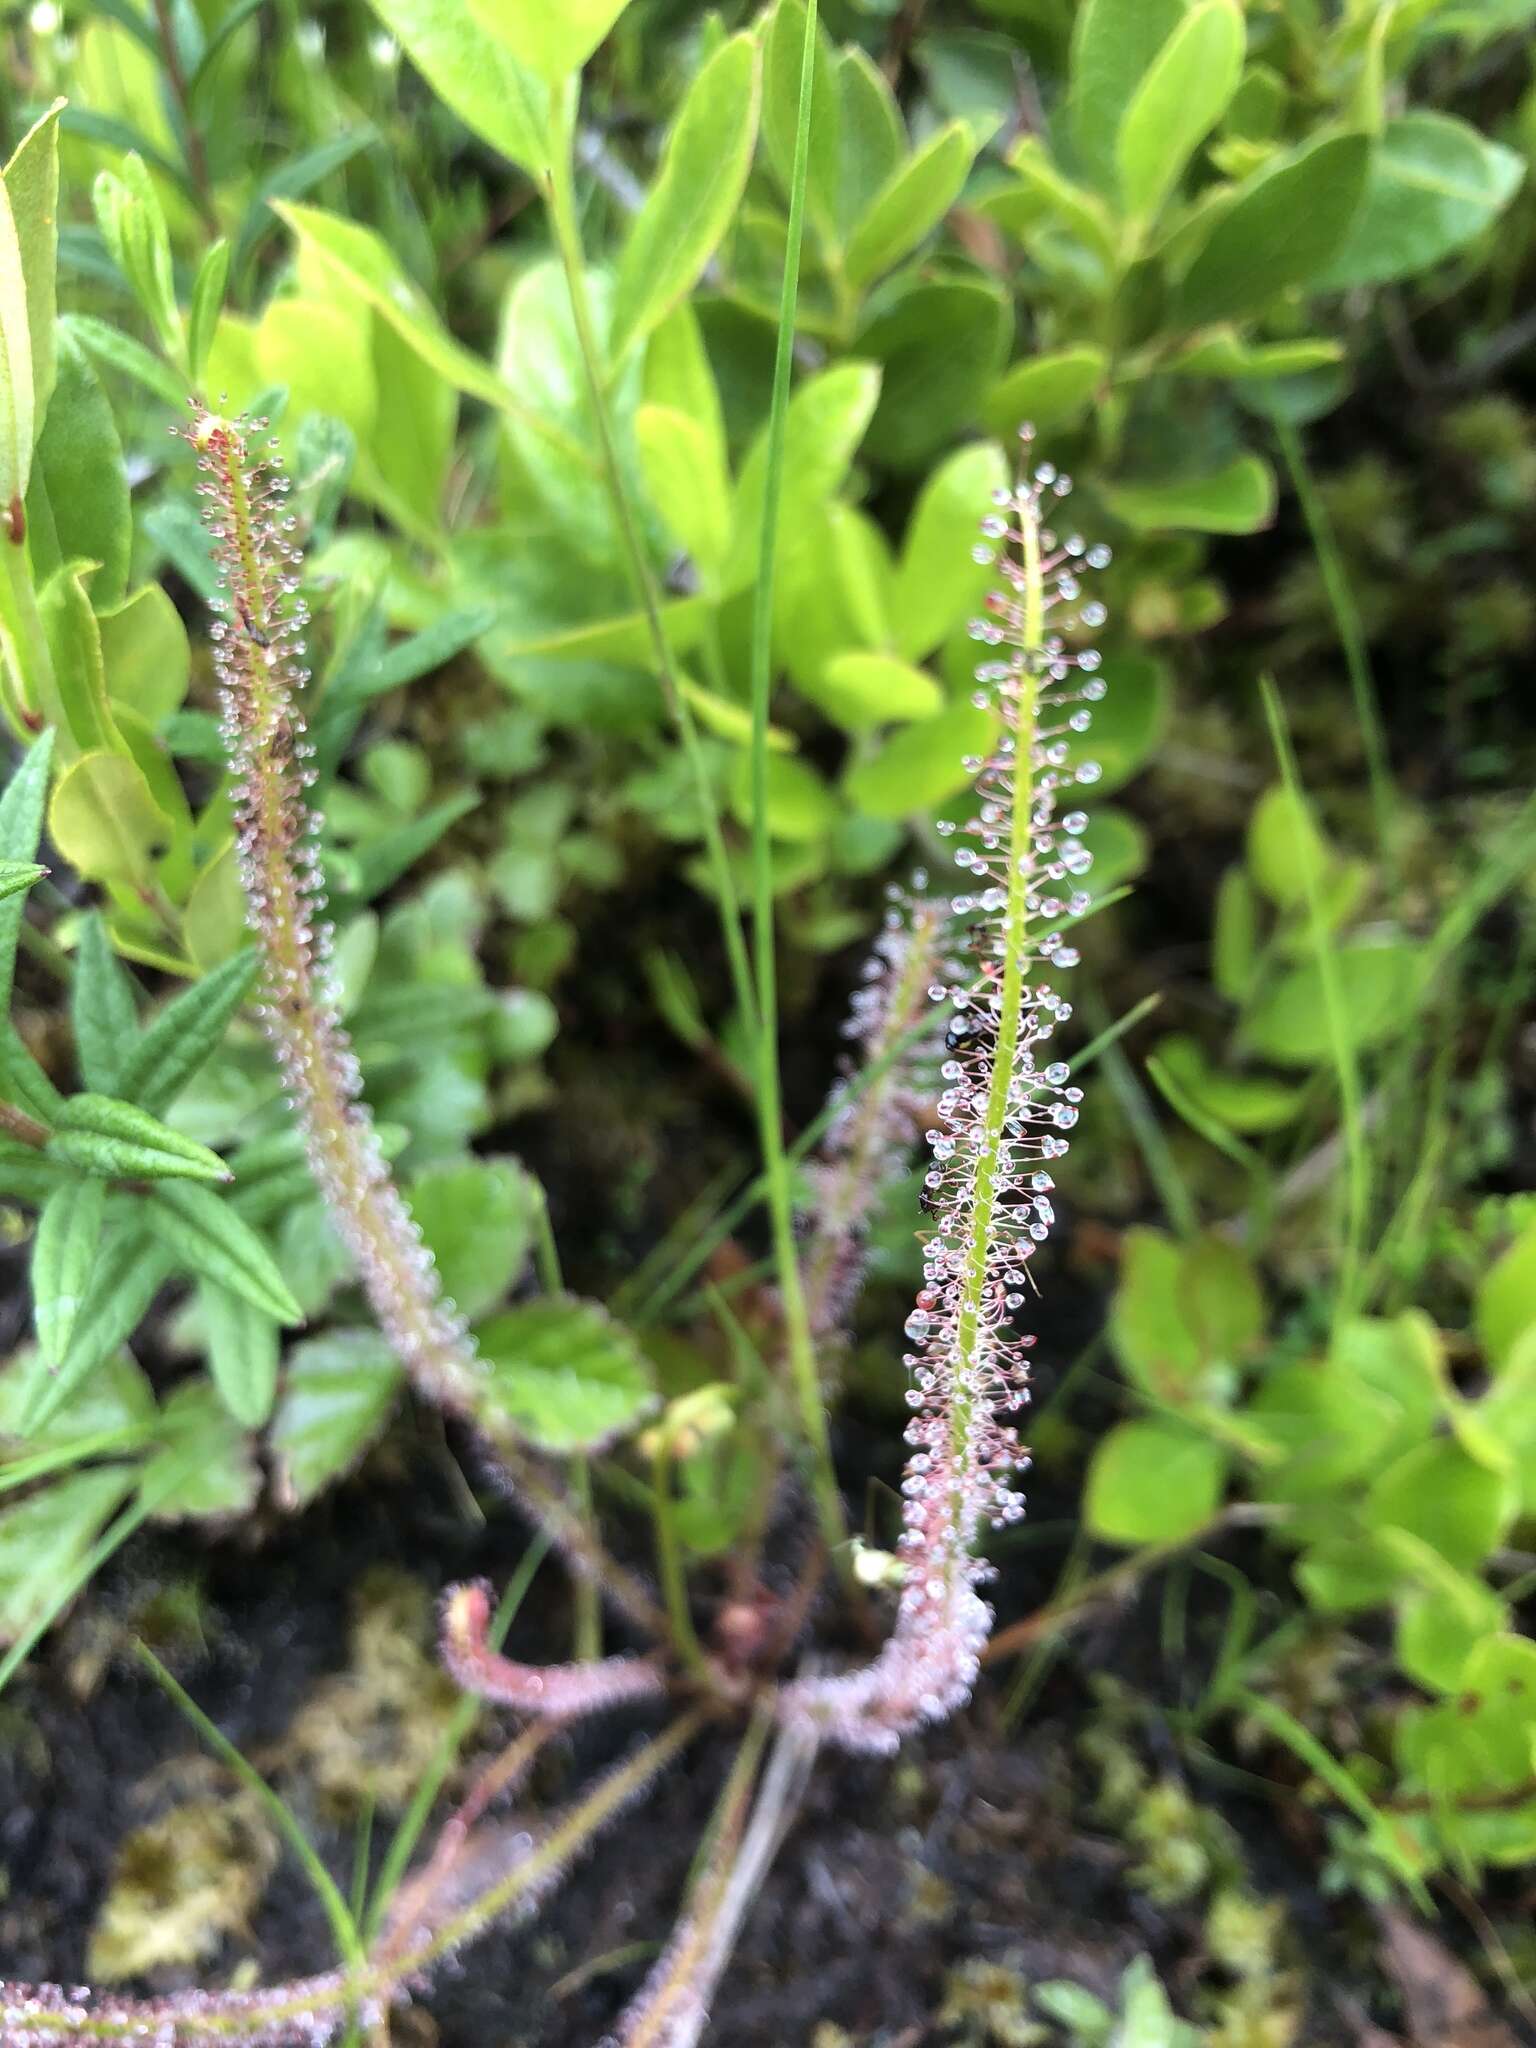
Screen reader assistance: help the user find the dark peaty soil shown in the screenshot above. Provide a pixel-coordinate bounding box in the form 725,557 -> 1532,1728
4,1427 -> 1527,2048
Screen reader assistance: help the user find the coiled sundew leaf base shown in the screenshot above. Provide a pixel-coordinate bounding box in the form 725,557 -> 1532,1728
780,429 -> 1111,1752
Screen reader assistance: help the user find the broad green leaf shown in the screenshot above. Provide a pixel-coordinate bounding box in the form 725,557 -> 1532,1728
48,751 -> 171,887
326,606 -> 495,716
1066,0 -> 1186,190
773,499 -> 893,692
144,1182 -> 303,1324
0,171 -> 35,516
186,236 -> 230,382
1115,0 -> 1243,225
1317,113 -> 1523,288
1179,1232 -> 1264,1361
409,1156 -> 537,1322
727,751 -> 838,843
92,155 -> 180,360
984,346 -> 1105,438
49,1095 -> 229,1185
32,1175 -> 108,1366
834,48 -> 904,241
495,258 -> 634,552
0,1467 -> 136,1643
992,137 -> 1116,263
38,564 -> 127,756
1241,940 -> 1421,1067
845,120 -> 974,290
1248,1355 -> 1399,1505
98,584 -> 192,728
274,202 -> 509,411
842,696 -> 994,818
0,732 -> 54,1018
0,1345 -> 154,1447
726,361 -> 882,590
1149,1034 -> 1305,1135
466,0 -> 628,84
859,279 -> 1009,471
1365,1438 -> 1515,1573
1475,1220 -> 1536,1369
677,675 -> 795,753
1395,1556 -> 1506,1694
198,1281 -> 280,1428
1213,867 -> 1258,1002
1101,455 -> 1276,534
20,1224 -> 172,1435
60,310 -> 187,408
1,100 -> 64,437
1178,132 -> 1371,324
271,1328 -> 403,1508
139,1381 -> 259,1520
26,331 -> 131,611
610,35 -> 761,363
810,651 -> 943,732
892,440 -> 1008,660
636,403 -> 731,584
1089,802 -> 1146,892
1246,783 -> 1330,907
1069,649 -> 1167,794
762,0 -> 840,244
1295,1535 -> 1401,1616
0,859 -> 43,903
1110,1227 -> 1203,1399
357,316 -> 455,539
116,948 -> 259,1117
182,841 -> 247,972
1166,328 -> 1344,380
1477,1326 -> 1536,1512
72,915 -> 137,1093
1396,1635 -> 1536,1867
1086,1420 -> 1226,1545
473,1296 -> 656,1453
365,0 -> 551,170
254,296 -> 377,451
643,300 -> 726,473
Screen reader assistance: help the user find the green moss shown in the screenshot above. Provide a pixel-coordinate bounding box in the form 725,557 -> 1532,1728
87,1793 -> 277,1980
280,1568 -> 463,1817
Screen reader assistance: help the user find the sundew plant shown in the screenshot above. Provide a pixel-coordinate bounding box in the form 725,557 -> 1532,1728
2,0 -> 1536,2040
0,403 -> 1105,2039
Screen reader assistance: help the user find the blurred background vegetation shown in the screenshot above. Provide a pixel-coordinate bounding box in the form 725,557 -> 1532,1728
2,0 -> 1536,2040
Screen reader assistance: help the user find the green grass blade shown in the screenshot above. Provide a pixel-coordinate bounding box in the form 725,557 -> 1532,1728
135,1640 -> 366,1969
746,0 -> 843,1553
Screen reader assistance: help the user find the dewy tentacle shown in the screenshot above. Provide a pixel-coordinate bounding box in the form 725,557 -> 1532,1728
188,409 -> 667,1648
779,430 -> 1110,1752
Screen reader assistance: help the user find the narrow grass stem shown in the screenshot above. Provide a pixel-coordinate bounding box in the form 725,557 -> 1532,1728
1260,675 -> 1369,1322
746,0 -> 844,1558
541,133 -> 758,1054
1274,415 -> 1397,883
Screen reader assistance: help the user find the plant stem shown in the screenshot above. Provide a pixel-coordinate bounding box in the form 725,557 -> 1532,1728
950,506 -> 1043,1464
746,0 -> 844,1559
1260,675 -> 1369,1323
650,1437 -> 709,1681
541,131 -> 759,1054
1273,415 -> 1397,882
